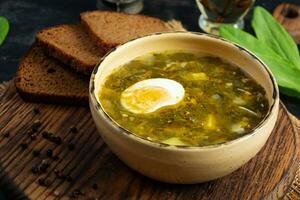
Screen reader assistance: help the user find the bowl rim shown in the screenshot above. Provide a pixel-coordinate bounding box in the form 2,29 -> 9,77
89,31 -> 279,150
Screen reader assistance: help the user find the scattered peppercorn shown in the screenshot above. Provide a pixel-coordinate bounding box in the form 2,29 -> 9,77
39,166 -> 47,173
26,128 -> 34,136
32,119 -> 42,130
30,134 -> 37,140
42,131 -> 49,138
31,159 -> 51,175
32,150 -> 40,157
92,183 -> 98,190
20,142 -> 28,149
54,169 -> 66,180
41,159 -> 50,166
31,165 -> 40,174
42,131 -> 62,145
3,132 -> 10,138
68,143 -> 75,151
46,149 -> 53,157
38,178 -> 50,187
66,175 -> 73,182
33,107 -> 40,115
69,126 -> 78,134
70,189 -> 85,198
53,136 -> 62,145
39,159 -> 51,173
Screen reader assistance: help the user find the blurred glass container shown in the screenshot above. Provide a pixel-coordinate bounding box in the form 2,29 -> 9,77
195,0 -> 255,35
97,0 -> 144,14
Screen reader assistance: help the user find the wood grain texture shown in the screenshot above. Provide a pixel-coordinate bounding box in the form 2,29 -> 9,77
273,3 -> 300,44
0,81 -> 299,200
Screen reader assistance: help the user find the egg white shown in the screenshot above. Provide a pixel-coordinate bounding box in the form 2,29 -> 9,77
120,78 -> 185,114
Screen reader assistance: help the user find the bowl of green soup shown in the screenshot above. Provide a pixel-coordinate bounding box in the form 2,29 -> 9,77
89,32 -> 279,183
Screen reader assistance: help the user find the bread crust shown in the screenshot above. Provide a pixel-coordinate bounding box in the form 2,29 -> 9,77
80,11 -> 170,52
15,43 -> 89,106
80,18 -> 114,53
36,24 -> 103,75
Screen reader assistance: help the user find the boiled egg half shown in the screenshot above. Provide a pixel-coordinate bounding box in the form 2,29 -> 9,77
120,78 -> 185,114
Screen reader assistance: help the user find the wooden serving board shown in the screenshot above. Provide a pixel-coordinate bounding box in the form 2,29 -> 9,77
0,81 -> 299,200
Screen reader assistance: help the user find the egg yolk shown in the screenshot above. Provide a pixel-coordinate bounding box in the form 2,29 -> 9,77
121,86 -> 171,114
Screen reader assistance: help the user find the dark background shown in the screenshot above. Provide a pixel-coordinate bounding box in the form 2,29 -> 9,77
0,0 -> 299,199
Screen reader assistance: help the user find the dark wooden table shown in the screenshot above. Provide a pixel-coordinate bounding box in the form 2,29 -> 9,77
0,0 -> 299,199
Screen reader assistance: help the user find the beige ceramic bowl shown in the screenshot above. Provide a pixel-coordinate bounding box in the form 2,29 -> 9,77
89,32 -> 279,184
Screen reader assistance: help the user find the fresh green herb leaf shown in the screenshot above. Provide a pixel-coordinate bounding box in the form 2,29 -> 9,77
220,25 -> 286,63
0,16 -> 9,46
252,6 -> 300,70
280,87 -> 300,98
219,6 -> 300,98
220,25 -> 300,95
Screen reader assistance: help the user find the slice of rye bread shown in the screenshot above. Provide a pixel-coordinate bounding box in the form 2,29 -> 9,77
36,24 -> 104,75
80,11 -> 171,51
15,43 -> 89,106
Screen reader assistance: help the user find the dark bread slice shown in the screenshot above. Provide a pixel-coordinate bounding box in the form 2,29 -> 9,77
15,43 -> 89,106
36,24 -> 104,75
80,11 -> 171,52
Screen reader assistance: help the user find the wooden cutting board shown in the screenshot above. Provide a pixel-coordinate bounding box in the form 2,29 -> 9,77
0,81 -> 299,200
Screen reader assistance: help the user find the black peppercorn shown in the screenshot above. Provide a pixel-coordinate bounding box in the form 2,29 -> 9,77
46,149 -> 53,157
42,131 -> 62,145
39,159 -> 50,173
42,131 -> 48,138
20,142 -> 28,149
33,107 -> 40,115
38,178 -> 50,187
42,159 -> 50,167
66,175 -> 73,182
53,136 -> 62,145
3,132 -> 10,138
69,126 -> 78,134
69,188 -> 85,199
54,169 -> 66,180
31,165 -> 40,174
30,134 -> 37,140
31,119 -> 42,131
68,143 -> 75,151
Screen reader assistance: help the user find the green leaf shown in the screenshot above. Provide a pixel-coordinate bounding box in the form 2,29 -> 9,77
219,26 -> 300,98
252,6 -> 300,70
280,87 -> 300,98
0,16 -> 9,46
220,25 -> 286,63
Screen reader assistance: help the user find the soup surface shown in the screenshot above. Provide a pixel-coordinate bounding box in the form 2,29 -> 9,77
99,51 -> 269,146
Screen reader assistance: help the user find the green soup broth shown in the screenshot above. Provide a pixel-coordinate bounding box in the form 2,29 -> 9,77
99,51 -> 269,147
